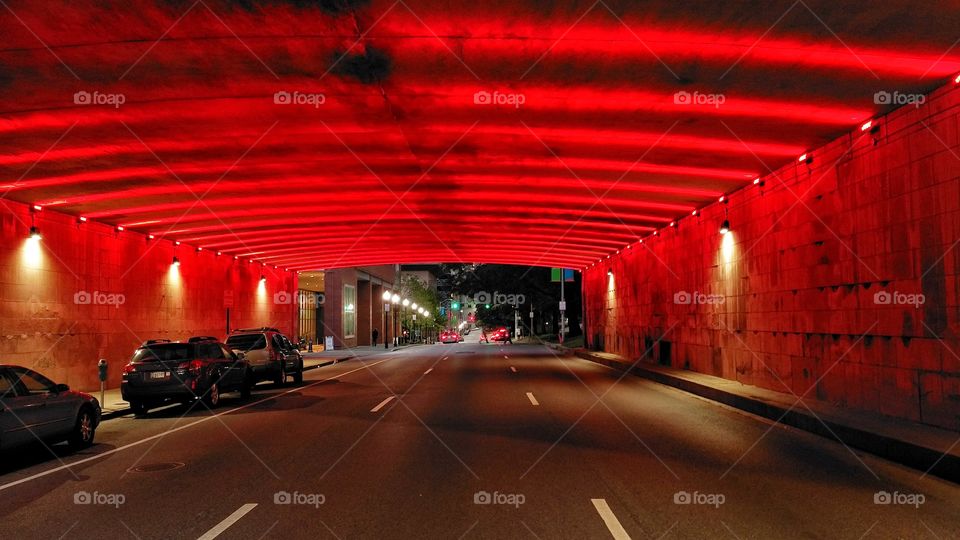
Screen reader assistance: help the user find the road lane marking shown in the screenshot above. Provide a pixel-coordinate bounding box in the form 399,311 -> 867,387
0,357 -> 394,493
504,355 -> 509,359
371,396 -> 396,413
198,503 -> 258,540
510,366 -> 517,373
591,499 -> 631,540
424,368 -> 433,375
526,392 -> 539,406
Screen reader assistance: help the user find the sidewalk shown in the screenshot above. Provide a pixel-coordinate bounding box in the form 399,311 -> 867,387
549,344 -> 960,484
94,345 -> 401,421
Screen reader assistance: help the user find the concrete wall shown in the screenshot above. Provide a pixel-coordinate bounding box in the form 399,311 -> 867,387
583,81 -> 960,431
0,201 -> 298,392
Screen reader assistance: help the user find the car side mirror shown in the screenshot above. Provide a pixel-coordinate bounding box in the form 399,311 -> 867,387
234,351 -> 245,360
53,383 -> 70,393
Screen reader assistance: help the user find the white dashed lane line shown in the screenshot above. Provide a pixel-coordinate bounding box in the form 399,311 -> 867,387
424,368 -> 433,375
371,396 -> 396,413
591,499 -> 631,540
526,392 -> 539,406
198,503 -> 258,540
510,366 -> 517,373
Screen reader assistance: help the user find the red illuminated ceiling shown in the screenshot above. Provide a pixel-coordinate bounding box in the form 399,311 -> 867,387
1,0 -> 958,270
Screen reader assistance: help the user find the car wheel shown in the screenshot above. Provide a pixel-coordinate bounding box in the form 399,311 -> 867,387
68,408 -> 96,450
240,371 -> 253,399
294,366 -> 303,384
130,401 -> 148,416
273,366 -> 286,387
205,382 -> 221,408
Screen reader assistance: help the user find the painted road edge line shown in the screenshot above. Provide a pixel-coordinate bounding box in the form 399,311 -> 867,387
424,368 -> 433,375
197,503 -> 258,540
591,499 -> 631,540
526,392 -> 540,406
0,358 -> 394,492
371,396 -> 397,413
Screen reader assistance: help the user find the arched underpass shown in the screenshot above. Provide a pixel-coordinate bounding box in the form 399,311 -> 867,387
1,1 -> 959,538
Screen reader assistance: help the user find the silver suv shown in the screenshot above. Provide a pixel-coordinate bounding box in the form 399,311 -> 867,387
225,328 -> 303,386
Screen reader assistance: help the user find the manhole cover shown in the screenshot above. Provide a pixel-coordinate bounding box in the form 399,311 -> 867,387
127,462 -> 185,473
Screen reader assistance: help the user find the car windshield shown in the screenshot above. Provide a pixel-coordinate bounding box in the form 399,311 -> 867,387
132,344 -> 194,362
226,334 -> 267,351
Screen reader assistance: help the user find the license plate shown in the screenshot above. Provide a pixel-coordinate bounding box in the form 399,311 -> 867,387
150,371 -> 170,380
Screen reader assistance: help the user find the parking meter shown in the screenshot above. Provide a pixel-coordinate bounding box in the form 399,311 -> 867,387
97,359 -> 107,405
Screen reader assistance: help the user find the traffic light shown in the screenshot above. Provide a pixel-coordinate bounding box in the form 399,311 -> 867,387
485,304 -> 490,309
452,302 -> 460,310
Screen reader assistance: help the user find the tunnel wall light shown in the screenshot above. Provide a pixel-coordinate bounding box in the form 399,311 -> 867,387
259,275 -> 267,283
720,219 -> 731,235
861,120 -> 873,132
172,256 -> 181,267
29,226 -> 41,240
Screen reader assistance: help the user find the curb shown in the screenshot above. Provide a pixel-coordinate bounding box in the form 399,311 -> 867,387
562,345 -> 960,484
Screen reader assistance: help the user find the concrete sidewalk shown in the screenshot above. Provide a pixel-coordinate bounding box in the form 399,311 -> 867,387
93,345 -> 398,421
552,344 -> 960,484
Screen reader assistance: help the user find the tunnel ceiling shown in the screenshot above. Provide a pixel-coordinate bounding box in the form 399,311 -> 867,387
1,0 -> 959,270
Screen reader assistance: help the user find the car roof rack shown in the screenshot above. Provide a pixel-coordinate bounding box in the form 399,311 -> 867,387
142,339 -> 173,346
233,327 -> 281,333
188,336 -> 219,343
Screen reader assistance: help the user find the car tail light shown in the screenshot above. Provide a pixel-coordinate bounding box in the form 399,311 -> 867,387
123,363 -> 137,374
177,360 -> 204,376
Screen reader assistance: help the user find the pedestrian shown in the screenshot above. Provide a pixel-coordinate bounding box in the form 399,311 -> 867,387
372,328 -> 379,347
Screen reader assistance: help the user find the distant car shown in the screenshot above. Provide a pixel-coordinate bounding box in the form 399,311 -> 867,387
225,328 -> 303,386
486,327 -> 511,343
121,337 -> 252,415
439,330 -> 461,344
0,365 -> 101,451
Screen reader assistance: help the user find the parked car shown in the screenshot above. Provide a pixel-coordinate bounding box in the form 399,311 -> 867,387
121,337 -> 252,415
0,365 -> 101,451
440,330 -> 461,344
225,328 -> 303,386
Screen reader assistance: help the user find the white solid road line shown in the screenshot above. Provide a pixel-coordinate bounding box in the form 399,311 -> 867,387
591,499 -> 632,540
197,503 -> 258,540
510,366 -> 517,373
0,357 -> 394,493
371,396 -> 396,413
526,392 -> 539,406
424,368 -> 433,375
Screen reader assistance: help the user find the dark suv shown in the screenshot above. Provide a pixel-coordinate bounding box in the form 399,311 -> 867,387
225,328 -> 303,386
121,337 -> 252,415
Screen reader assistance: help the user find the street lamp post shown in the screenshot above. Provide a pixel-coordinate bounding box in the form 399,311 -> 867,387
382,290 -> 392,349
391,293 -> 401,346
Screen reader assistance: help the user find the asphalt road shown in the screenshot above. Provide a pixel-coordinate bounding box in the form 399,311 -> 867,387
0,343 -> 958,539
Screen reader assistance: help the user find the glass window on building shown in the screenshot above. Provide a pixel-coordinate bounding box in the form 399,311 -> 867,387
343,285 -> 356,338
298,290 -> 318,346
